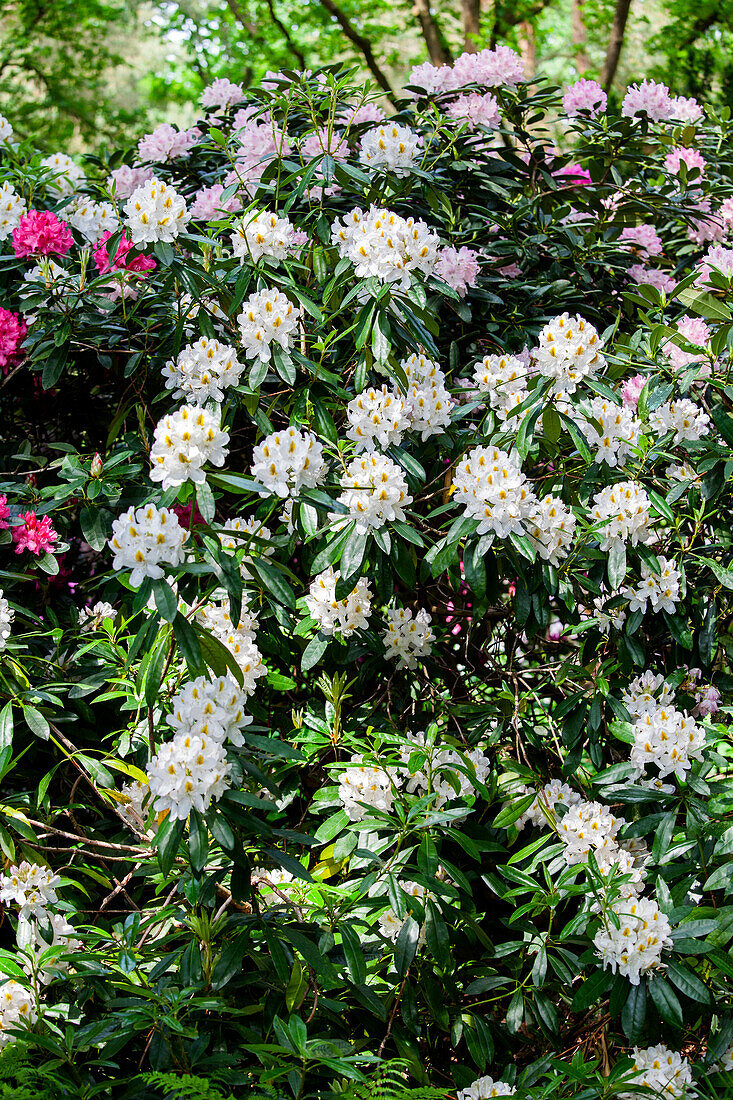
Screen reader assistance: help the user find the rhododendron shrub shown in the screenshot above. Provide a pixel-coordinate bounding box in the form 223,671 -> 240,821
0,57 -> 733,1099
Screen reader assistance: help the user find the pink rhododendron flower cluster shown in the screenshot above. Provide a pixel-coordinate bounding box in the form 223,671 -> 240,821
554,163 -> 592,187
226,119 -> 291,193
697,245 -> 733,284
562,79 -> 607,117
189,184 -> 243,220
12,512 -> 59,556
93,232 -> 157,276
107,165 -> 150,201
663,316 -> 710,371
0,308 -> 27,372
621,80 -> 675,122
138,124 -> 201,163
0,495 -> 9,529
687,200 -> 725,246
409,45 -> 523,94
200,78 -> 245,110
622,374 -> 646,410
12,210 -> 73,258
435,246 -> 480,297
664,146 -> 706,178
628,265 -> 676,293
619,225 -> 663,258
445,92 -> 500,130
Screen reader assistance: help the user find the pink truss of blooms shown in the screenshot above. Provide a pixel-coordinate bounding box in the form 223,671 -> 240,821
189,184 -> 243,220
201,77 -> 245,110
107,164 -> 149,201
719,197 -> 733,232
0,308 -> 27,372
628,264 -> 676,293
93,232 -> 157,276
0,494 -> 9,529
619,225 -> 663,258
12,209 -> 73,258
172,500 -> 205,529
226,119 -> 291,193
664,146 -> 706,178
621,80 -> 675,122
663,315 -> 711,372
407,61 -> 453,95
451,46 -> 524,89
696,245 -> 733,284
446,92 -> 500,130
671,95 -> 703,122
300,128 -> 349,198
232,105 -> 258,130
12,511 -> 59,556
554,163 -> 592,187
562,79 -> 607,118
497,261 -> 522,279
435,246 -> 480,297
687,200 -> 725,247
343,103 -> 387,127
137,123 -> 201,164
622,374 -> 646,411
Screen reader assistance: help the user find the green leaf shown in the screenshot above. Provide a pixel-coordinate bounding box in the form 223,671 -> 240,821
394,915 -> 420,977
698,556 -> 733,590
24,706 -> 49,740
155,815 -> 185,877
0,704 -> 13,752
285,958 -> 308,1012
607,540 -> 627,590
649,975 -> 683,1027
188,807 -> 209,874
340,923 -> 367,984
173,612 -> 205,676
665,960 -> 711,1004
252,559 -> 296,610
196,480 -> 216,523
152,579 -> 178,623
677,288 -> 732,321
80,505 -> 107,551
144,632 -> 171,708
339,523 -> 368,579
301,632 -> 328,672
195,625 -> 244,687
571,969 -> 613,1012
425,899 -> 450,969
621,982 -> 646,1041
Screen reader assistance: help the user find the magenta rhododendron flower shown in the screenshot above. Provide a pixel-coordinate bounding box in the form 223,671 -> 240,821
622,374 -> 646,410
93,231 -> 157,276
0,308 -> 27,372
12,512 -> 59,556
0,494 -> 9,530
12,209 -> 73,258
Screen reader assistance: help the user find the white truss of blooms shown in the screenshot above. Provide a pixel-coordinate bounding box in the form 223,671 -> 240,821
358,123 -> 422,176
630,703 -> 705,780
582,396 -> 642,467
0,181 -> 27,240
399,729 -> 430,794
525,494 -> 576,565
305,567 -> 372,636
123,177 -> 190,245
79,601 -> 116,629
0,115 -> 13,143
590,593 -> 627,634
219,516 -> 275,579
452,445 -> 535,540
118,780 -> 152,833
335,453 -> 412,530
623,556 -> 682,615
0,981 -> 36,1046
108,504 -> 188,587
167,674 -> 253,746
515,780 -> 584,830
593,848 -> 647,898
533,313 -> 605,395
557,800 -> 623,865
197,599 -> 258,643
237,287 -> 299,362
17,911 -> 81,984
473,352 -> 529,422
147,730 -> 230,821
338,755 -> 396,821
649,398 -> 711,444
0,593 -> 14,650
594,897 -> 673,985
161,338 -> 245,404
40,152 -> 86,196
620,1046 -> 695,1100
382,607 -> 435,668
149,405 -> 229,490
377,881 -> 431,943
622,671 -> 676,718
458,1077 -> 516,1100
66,197 -> 118,243
198,616 -> 265,694
331,206 -> 440,290
251,427 -> 326,498
231,210 -> 296,264
0,862 -> 61,922
178,292 -> 227,331
590,482 -> 655,550
400,353 -> 453,439
346,385 -> 409,451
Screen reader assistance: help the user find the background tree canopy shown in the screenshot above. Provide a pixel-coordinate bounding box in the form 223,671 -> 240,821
2,0 -> 733,154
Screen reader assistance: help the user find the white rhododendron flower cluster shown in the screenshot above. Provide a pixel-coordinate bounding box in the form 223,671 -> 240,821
40,152 -> 86,196
623,556 -> 682,614
123,178 -> 190,244
452,445 -> 533,540
236,287 -> 299,361
161,338 -> 245,404
594,897 -> 673,984
0,981 -> 36,1045
533,313 -> 604,394
149,405 -> 229,489
358,123 -> 422,176
108,504 -> 188,586
306,567 -> 372,636
331,206 -> 440,288
0,593 -> 14,649
251,427 -> 326,497
557,800 -> 623,865
620,1046 -> 695,1100
346,385 -> 409,451
583,396 -> 641,467
382,606 -> 434,668
335,453 -> 412,529
166,674 -> 252,746
219,516 -> 275,578
231,209 -> 297,263
337,756 -> 396,821
630,702 -> 705,779
526,494 -> 576,565
0,862 -> 60,920
515,781 -> 584,830
147,731 -> 230,820
0,181 -> 26,239
649,398 -> 711,443
457,1078 -> 516,1100
590,482 -> 655,549
473,352 -> 529,421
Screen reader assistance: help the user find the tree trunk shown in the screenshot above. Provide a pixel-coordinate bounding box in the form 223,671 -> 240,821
572,0 -> 589,74
462,0 -> 481,52
601,0 -> 632,91
317,0 -> 396,101
413,0 -> 452,65
518,19 -> 536,79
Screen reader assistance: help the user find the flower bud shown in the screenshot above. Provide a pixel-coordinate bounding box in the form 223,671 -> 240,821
90,453 -> 103,479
